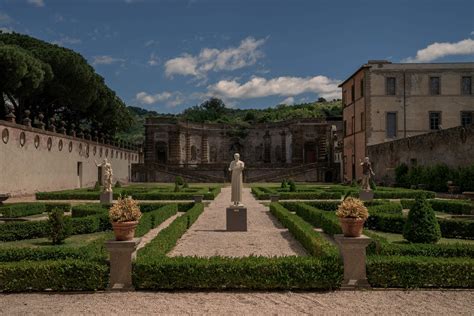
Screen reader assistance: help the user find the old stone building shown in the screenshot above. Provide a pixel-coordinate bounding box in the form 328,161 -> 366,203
132,117 -> 342,182
340,60 -> 474,182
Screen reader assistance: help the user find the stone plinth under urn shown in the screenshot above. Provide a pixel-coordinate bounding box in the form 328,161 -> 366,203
226,206 -> 247,231
359,190 -> 374,201
105,238 -> 140,291
100,191 -> 113,204
334,234 -> 372,290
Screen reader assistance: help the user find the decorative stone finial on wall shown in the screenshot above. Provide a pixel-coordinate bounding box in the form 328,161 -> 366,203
77,126 -> 84,139
48,117 -> 56,132
58,121 -> 66,134
93,130 -> 99,142
69,123 -> 76,137
5,107 -> 15,123
23,110 -> 32,127
36,113 -> 45,130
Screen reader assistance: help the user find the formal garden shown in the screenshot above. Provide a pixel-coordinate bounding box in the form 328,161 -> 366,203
0,180 -> 473,292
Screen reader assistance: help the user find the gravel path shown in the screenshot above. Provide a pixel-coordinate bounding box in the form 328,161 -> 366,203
1,290 -> 472,315
168,187 -> 306,257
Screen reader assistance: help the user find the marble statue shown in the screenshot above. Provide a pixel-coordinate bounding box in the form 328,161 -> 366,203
229,153 -> 244,206
95,158 -> 113,192
360,157 -> 375,191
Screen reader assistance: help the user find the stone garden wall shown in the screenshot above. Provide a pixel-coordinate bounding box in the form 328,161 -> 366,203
0,120 -> 140,196
368,125 -> 474,185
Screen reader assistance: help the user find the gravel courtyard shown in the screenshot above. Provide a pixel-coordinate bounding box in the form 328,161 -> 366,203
1,290 -> 473,315
168,187 -> 307,257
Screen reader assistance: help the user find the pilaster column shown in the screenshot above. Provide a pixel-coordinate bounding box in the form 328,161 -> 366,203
185,132 -> 191,163
280,131 -> 287,163
201,134 -> 209,163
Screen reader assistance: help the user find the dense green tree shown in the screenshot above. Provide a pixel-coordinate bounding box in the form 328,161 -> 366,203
0,32 -> 132,136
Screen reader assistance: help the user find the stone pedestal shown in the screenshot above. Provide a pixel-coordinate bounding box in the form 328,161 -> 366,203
359,190 -> 374,201
270,195 -> 279,203
334,234 -> 372,290
105,238 -> 140,291
226,206 -> 247,231
100,191 -> 113,204
193,195 -> 203,203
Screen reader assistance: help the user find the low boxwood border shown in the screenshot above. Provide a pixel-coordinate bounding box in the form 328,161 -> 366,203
367,255 -> 474,288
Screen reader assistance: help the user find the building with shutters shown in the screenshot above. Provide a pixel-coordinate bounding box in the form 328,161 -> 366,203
340,60 -> 474,182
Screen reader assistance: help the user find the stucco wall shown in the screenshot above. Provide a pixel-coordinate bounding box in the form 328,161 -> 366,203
0,120 -> 140,196
367,125 -> 474,185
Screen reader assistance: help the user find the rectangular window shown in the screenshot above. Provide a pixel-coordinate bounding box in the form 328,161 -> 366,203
386,112 -> 397,138
360,79 -> 364,97
386,77 -> 396,95
351,85 -> 355,102
461,111 -> 473,127
462,76 -> 472,95
430,77 -> 440,95
360,112 -> 365,131
351,116 -> 355,134
429,112 -> 441,130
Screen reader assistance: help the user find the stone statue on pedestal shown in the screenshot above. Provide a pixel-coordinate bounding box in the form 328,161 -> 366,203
95,158 -> 113,193
360,157 -> 375,191
229,153 -> 244,207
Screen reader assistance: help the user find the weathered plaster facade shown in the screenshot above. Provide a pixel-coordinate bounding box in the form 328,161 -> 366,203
133,118 -> 342,182
0,120 -> 140,196
340,61 -> 474,182
368,125 -> 474,185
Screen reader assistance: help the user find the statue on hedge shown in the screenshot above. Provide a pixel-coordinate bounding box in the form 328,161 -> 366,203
95,158 -> 113,192
360,157 -> 375,191
229,153 -> 244,206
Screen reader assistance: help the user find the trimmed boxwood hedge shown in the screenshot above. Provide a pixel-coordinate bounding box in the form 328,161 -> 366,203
269,203 -> 339,257
37,187 -> 221,201
135,204 -> 178,237
280,202 -> 342,237
367,255 -> 474,288
134,202 -> 343,290
0,259 -> 108,292
134,256 -> 342,290
0,203 -> 70,218
401,199 -> 474,215
364,230 -> 474,258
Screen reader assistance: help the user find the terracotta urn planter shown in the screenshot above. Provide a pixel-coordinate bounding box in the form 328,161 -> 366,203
111,221 -> 138,241
339,217 -> 365,237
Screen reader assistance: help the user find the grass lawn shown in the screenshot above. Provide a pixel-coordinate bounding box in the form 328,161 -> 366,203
368,230 -> 474,245
0,231 -> 112,249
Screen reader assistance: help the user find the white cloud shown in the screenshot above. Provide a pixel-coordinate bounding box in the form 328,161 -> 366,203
147,52 -> 160,66
403,38 -> 474,62
27,0 -> 45,7
281,96 -> 295,105
52,36 -> 81,46
164,37 -> 266,78
92,55 -> 125,65
207,75 -> 341,101
471,31 -> 474,36
0,12 -> 12,25
136,91 -> 185,108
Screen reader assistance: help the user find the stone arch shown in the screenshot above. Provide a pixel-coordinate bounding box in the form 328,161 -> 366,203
155,141 -> 167,163
304,142 -> 317,163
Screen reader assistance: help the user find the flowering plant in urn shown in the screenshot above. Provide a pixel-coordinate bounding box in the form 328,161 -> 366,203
336,197 -> 369,237
109,196 -> 142,241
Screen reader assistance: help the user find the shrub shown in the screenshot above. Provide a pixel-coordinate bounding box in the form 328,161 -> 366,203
367,255 -> 474,288
400,199 -> 473,215
0,221 -> 50,241
48,209 -> 72,245
72,204 -> 108,217
115,181 -> 122,188
0,203 -> 45,218
93,181 -> 101,191
269,203 -> 339,257
281,179 -> 288,189
133,256 -> 342,290
288,180 -> 296,192
395,163 -> 409,188
403,198 -> 441,244
0,259 -> 108,292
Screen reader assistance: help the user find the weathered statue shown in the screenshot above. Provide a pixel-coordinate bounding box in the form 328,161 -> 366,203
229,153 -> 244,206
95,158 -> 113,192
360,157 -> 375,191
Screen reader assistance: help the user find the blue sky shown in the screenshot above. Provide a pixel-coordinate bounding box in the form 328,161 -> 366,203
0,0 -> 473,113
